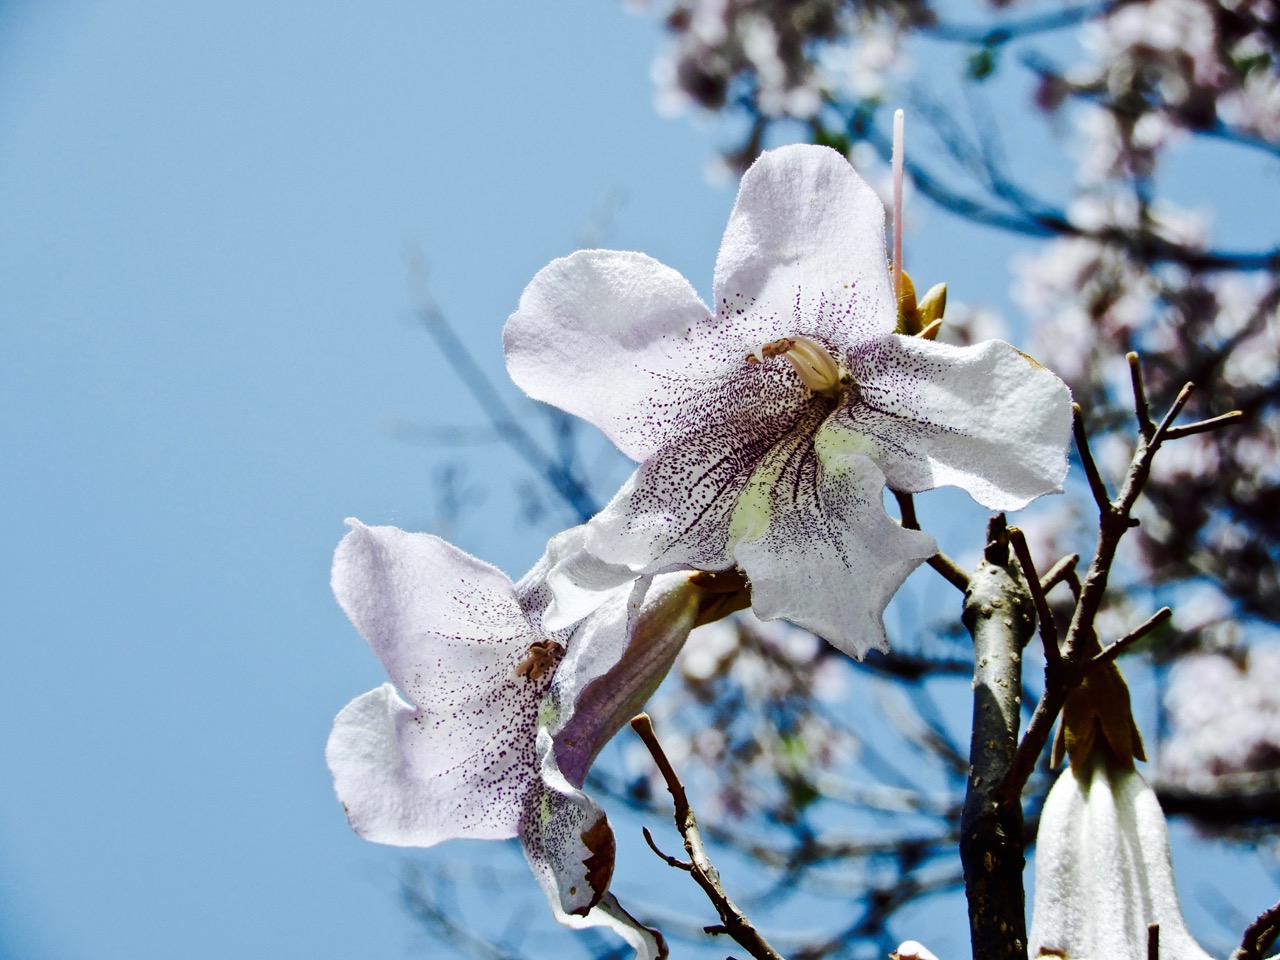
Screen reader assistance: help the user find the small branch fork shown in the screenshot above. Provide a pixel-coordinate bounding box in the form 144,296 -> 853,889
629,713 -> 786,960
997,353 -> 1241,808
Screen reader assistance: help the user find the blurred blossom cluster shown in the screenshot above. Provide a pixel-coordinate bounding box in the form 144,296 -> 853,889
1069,0 -> 1280,147
642,0 -> 922,124
631,612 -> 861,823
1162,643 -> 1280,782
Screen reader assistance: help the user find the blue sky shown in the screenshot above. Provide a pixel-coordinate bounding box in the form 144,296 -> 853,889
3,3 -> 1275,959
0,3 -> 739,957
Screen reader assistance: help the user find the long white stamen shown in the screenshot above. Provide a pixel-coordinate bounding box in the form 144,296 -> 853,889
892,108 -> 904,311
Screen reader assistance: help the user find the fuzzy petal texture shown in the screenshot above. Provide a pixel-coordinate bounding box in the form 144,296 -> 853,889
542,525 -> 645,632
731,441 -> 937,657
713,140 -> 895,349
1029,757 -> 1213,960
505,249 -> 715,461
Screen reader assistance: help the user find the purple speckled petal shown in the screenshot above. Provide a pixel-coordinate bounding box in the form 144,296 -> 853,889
521,730 -> 667,956
583,387 -> 832,574
842,336 -> 1072,510
328,522 -> 688,959
327,521 -> 546,843
730,436 -> 936,658
504,147 -> 896,467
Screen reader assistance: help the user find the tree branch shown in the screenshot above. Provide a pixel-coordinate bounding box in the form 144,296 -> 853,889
960,516 -> 1035,960
630,713 -> 786,960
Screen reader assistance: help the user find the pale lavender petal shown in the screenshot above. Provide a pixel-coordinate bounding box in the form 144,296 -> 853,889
504,250 -> 715,461
521,733 -> 667,956
556,894 -> 668,960
731,438 -> 936,658
841,336 -> 1072,510
542,525 -> 642,632
713,143 -> 896,351
520,728 -> 617,917
326,685 -> 435,845
329,521 -> 546,843
551,573 -> 702,786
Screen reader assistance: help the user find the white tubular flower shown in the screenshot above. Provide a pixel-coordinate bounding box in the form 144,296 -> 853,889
1030,754 -> 1213,960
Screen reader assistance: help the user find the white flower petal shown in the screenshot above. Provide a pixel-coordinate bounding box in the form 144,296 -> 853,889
894,942 -> 941,960
542,525 -> 642,632
731,440 -> 936,658
843,337 -> 1072,510
328,521 -> 545,843
557,893 -> 668,960
505,143 -> 1071,665
521,728 -> 618,917
504,250 -> 714,461
1029,759 -> 1214,960
714,143 -> 896,350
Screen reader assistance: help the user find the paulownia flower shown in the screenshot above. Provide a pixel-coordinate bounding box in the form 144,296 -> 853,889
325,521 -> 746,959
1029,752 -> 1213,960
505,143 -> 1072,658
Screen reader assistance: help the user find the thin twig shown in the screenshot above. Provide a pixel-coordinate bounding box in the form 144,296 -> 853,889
643,826 -> 693,870
1163,409 -> 1244,440
1129,352 -> 1152,438
1073,404 -> 1112,512
630,714 -> 786,960
1009,526 -> 1061,667
1001,357 -> 1232,805
1039,553 -> 1079,594
1149,923 -> 1160,960
1153,382 -> 1195,440
1091,607 -> 1171,668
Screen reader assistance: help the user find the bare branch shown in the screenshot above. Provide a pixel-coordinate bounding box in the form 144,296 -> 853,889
1163,409 -> 1244,440
1009,526 -> 1062,670
630,713 -> 786,960
1091,607 -> 1171,668
1039,553 -> 1080,595
1073,404 -> 1112,512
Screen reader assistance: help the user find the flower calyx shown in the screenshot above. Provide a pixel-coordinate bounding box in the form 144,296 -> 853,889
894,269 -> 947,340
688,567 -> 752,628
1052,651 -> 1147,772
745,334 -> 848,398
